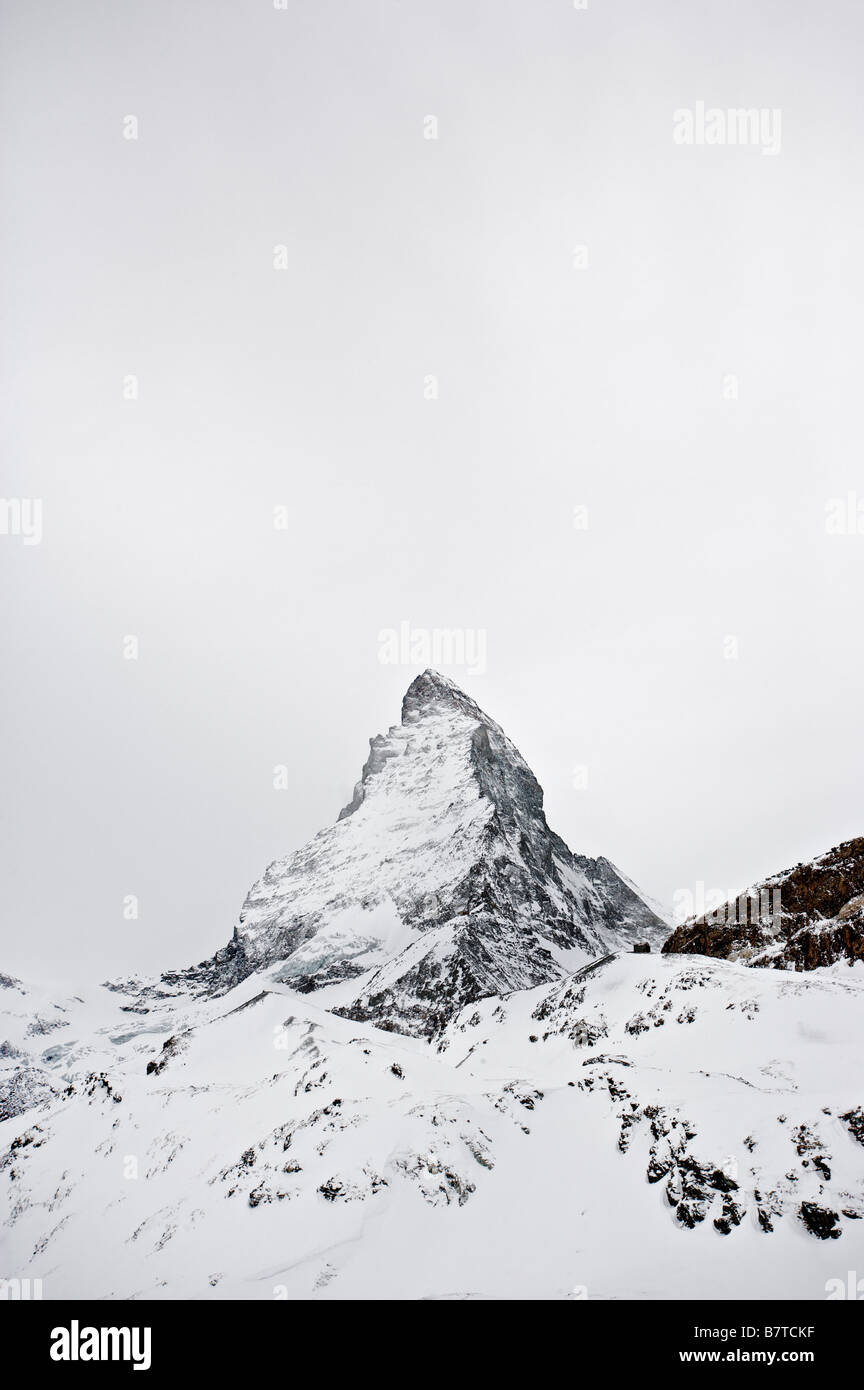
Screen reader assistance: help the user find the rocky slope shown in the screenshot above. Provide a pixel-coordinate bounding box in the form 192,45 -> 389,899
0,974 -> 69,1126
662,838 -> 864,971
163,671 -> 666,1036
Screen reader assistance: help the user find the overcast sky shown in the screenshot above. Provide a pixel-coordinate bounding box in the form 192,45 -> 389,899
2,0 -> 863,984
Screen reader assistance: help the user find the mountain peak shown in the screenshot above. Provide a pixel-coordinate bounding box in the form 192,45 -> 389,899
166,676 -> 667,1034
401,669 -> 483,722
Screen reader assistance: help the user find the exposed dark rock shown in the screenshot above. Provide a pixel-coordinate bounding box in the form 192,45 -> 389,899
798,1201 -> 841,1239
714,1197 -> 745,1234
83,1073 -> 122,1104
0,1067 -> 59,1122
662,837 -> 864,972
145,1033 -> 189,1077
841,1108 -> 864,1145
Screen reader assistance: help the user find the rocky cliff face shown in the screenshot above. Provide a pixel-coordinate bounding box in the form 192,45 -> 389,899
166,671 -> 665,1034
662,837 -> 864,971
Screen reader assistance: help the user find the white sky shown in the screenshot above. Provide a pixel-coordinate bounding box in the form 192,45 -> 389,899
2,0 -> 863,982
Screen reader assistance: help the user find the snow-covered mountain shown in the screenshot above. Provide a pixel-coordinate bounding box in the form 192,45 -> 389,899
162,671 -> 666,1036
663,837 -> 864,971
3,672 -> 864,1301
3,953 -> 864,1299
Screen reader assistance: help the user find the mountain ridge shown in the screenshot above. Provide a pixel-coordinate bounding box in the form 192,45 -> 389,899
663,836 -> 864,971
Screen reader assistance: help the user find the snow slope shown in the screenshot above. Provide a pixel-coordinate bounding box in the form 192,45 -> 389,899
3,953 -> 864,1300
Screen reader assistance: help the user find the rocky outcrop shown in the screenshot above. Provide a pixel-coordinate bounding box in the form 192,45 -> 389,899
0,1063 -> 60,1123
662,837 -> 864,971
